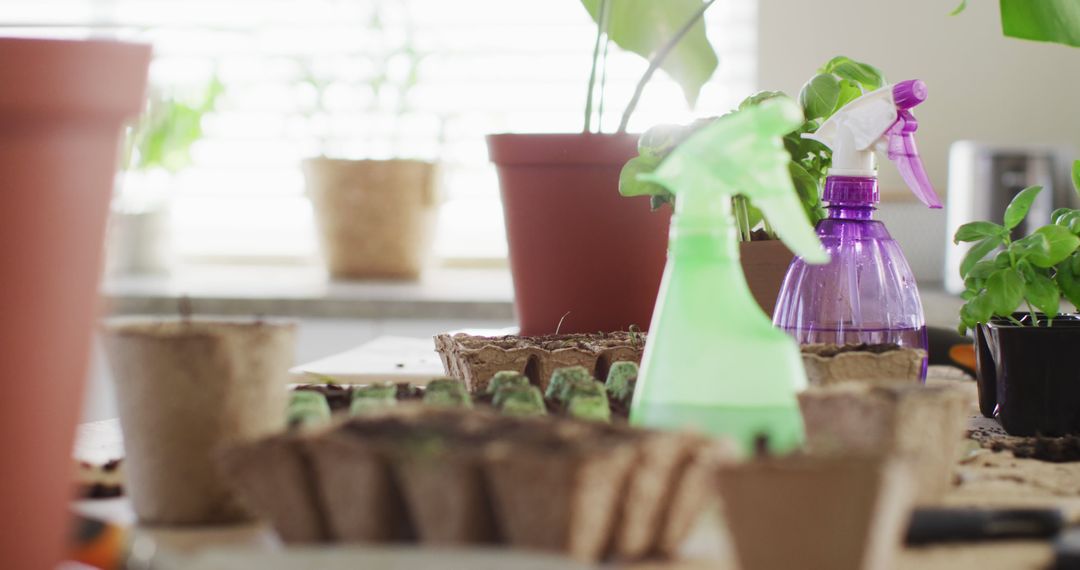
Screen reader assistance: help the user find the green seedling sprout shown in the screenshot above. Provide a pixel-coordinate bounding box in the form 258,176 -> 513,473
486,371 -> 530,395
546,366 -> 594,401
605,361 -> 639,403
496,386 -> 548,417
287,390 -> 331,427
423,378 -> 473,408
350,382 -> 398,416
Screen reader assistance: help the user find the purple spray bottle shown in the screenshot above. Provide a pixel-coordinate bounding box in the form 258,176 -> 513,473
772,80 -> 941,379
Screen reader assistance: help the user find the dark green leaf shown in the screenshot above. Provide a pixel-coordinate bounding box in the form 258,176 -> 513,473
994,250 -> 1012,269
960,236 -> 1003,279
954,221 -> 1007,243
650,194 -> 673,210
987,269 -> 1024,316
1029,225 -> 1080,267
963,291 -> 995,327
1024,271 -> 1061,317
581,0 -> 719,106
1010,232 -> 1050,263
1055,252 -> 1080,308
1000,0 -> 1080,48
788,161 -> 824,226
799,73 -> 841,120
1003,185 -> 1043,230
967,259 -> 998,281
1052,207 -> 1072,225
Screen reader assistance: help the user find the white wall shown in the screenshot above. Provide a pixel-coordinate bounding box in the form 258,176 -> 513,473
757,0 -> 1080,281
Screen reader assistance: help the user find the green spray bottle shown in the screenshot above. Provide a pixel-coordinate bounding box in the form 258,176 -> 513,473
629,97 -> 829,454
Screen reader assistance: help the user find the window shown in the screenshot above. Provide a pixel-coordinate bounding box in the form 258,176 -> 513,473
2,0 -> 756,262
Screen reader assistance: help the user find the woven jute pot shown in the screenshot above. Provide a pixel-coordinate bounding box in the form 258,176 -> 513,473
304,158 -> 437,280
0,38 -> 149,570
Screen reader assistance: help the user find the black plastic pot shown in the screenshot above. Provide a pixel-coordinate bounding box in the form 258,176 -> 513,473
975,313 -> 1080,436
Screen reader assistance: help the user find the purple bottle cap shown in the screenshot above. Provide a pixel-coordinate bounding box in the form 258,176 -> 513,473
893,80 -> 927,110
822,175 -> 879,205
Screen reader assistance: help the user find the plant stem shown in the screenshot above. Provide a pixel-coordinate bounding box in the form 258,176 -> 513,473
763,217 -> 776,240
1026,300 -> 1038,326
734,196 -> 752,242
617,0 -> 716,133
583,0 -> 611,133
596,37 -> 611,132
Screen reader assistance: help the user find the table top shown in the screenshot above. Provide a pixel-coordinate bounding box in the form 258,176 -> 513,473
74,365 -> 1073,569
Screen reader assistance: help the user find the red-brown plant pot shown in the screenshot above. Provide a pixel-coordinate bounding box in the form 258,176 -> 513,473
0,38 -> 149,570
487,133 -> 670,335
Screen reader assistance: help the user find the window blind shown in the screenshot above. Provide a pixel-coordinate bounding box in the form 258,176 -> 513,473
1,0 -> 756,262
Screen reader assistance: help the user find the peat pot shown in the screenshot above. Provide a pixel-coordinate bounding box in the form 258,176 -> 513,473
0,38 -> 150,570
487,133 -> 670,335
976,313 -> 1080,436
304,158 -> 437,280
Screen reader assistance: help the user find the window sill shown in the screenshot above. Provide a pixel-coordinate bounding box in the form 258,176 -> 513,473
102,265 -> 515,321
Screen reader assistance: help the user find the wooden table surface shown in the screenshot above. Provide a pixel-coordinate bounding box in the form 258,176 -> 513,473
74,368 -> 1075,569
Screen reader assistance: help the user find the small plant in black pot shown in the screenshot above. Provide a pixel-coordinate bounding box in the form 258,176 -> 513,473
954,160 -> 1080,435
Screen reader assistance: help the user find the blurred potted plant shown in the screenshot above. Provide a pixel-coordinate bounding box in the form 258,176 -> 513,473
954,167 -> 1080,436
621,56 -> 886,315
109,77 -> 223,275
488,0 -> 720,335
301,1 -> 438,281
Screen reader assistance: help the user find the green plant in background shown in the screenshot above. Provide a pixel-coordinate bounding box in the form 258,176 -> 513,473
953,0 -> 1080,48
954,160 -> 1080,333
123,76 -> 224,173
619,56 -> 885,239
579,0 -> 719,133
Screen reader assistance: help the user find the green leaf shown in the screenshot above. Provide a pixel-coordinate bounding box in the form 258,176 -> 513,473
961,291 -> 995,329
1024,271 -> 1061,317
1000,0 -> 1080,48
799,73 -> 841,120
986,269 -> 1024,316
960,236 -> 1003,279
1052,207 -> 1072,225
619,155 -> 667,197
1010,232 -> 1050,262
832,79 -> 863,115
789,161 -> 824,226
1055,252 -> 1080,308
637,124 -> 686,158
1029,225 -> 1080,267
581,0 -> 718,106
1073,160 -> 1080,197
1003,185 -> 1043,230
738,90 -> 786,110
954,221 -> 1007,243
967,259 -> 998,281
818,56 -> 886,92
950,0 -> 968,16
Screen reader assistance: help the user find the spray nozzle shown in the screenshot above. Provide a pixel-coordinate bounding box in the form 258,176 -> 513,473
637,97 -> 829,265
802,79 -> 942,209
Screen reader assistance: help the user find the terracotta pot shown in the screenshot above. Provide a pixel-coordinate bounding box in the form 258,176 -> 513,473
487,133 -> 670,335
976,313 -> 1080,436
101,318 -> 295,525
0,38 -> 149,570
739,239 -> 794,317
304,158 -> 437,280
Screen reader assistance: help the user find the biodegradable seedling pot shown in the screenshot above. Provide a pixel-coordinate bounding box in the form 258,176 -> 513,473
798,383 -> 968,503
0,38 -> 149,570
739,239 -> 794,317
487,133 -> 669,335
304,158 -> 437,280
101,319 -> 295,524
717,454 -> 914,570
217,433 -> 328,543
801,344 -> 927,386
976,314 -> 1080,436
484,438 -> 637,562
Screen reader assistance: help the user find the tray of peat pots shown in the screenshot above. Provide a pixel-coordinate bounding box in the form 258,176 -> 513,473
716,439 -> 916,570
953,177 -> 1080,436
975,312 -> 1080,436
